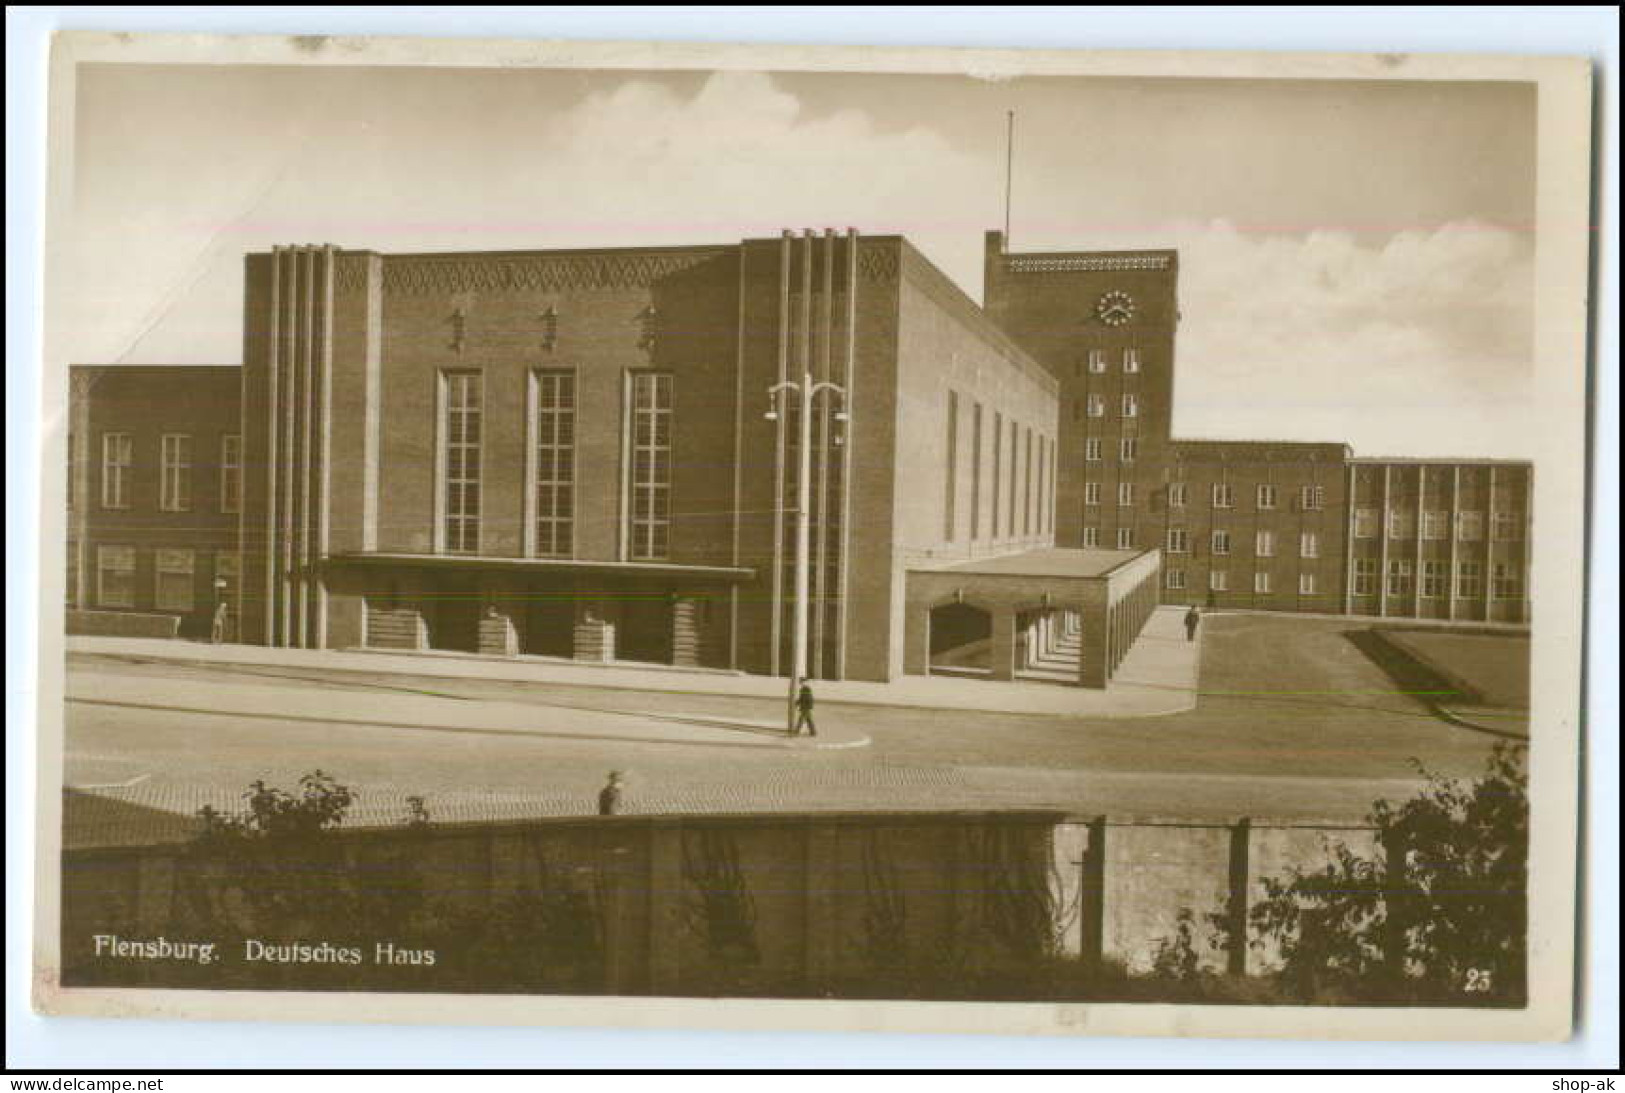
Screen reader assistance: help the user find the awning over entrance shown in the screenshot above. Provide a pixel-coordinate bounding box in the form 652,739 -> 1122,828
329,551 -> 755,582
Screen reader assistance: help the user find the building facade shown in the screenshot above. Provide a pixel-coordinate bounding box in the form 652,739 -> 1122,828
65,225 -> 1530,684
67,365 -> 243,638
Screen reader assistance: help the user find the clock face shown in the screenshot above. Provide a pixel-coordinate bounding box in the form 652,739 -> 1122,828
1096,290 -> 1136,327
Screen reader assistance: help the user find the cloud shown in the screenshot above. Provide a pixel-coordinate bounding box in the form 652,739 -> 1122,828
1166,219 -> 1533,456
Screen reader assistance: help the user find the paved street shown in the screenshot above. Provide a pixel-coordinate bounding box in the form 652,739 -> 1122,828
61,613 -> 1514,846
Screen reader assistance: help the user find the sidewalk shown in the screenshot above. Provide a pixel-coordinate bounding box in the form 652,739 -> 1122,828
66,673 -> 870,751
68,604 -> 1201,719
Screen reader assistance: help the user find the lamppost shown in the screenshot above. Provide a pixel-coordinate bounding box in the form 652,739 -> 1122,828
766,370 -> 847,733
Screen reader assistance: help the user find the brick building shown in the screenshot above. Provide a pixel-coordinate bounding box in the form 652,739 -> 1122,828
64,225 -> 1529,686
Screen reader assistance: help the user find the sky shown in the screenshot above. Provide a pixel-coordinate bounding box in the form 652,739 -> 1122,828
68,63 -> 1537,458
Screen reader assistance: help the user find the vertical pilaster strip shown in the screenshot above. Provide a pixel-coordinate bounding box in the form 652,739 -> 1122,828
1521,468 -> 1533,624
263,250 -> 282,644
835,229 -> 858,681
1413,465 -> 1425,618
278,250 -> 298,645
313,246 -> 335,648
768,231 -> 791,677
1448,465 -> 1461,621
1377,464 -> 1391,618
729,245 -> 747,670
1342,462 -> 1356,614
362,254 -> 382,553
812,228 -> 835,678
1485,465 -> 1497,622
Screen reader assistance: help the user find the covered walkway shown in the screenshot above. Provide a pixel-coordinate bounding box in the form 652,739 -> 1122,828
904,547 -> 1162,689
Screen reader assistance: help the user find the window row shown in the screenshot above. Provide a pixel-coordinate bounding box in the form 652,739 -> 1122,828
1164,568 -> 1323,595
93,433 -> 241,513
1076,393 -> 1142,420
1163,528 -> 1322,558
93,546 -> 238,612
437,369 -> 669,561
1350,558 -> 1523,599
1352,507 -> 1524,542
1084,481 -> 1325,510
944,392 -> 1053,544
1076,348 -> 1143,375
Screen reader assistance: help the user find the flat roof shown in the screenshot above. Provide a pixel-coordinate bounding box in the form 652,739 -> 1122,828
925,547 -> 1147,579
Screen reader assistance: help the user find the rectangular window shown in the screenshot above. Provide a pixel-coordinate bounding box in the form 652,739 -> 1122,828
442,372 -> 484,554
1084,437 -> 1102,462
1168,482 -> 1187,508
1386,559 -> 1414,597
1387,509 -> 1415,540
1116,527 -> 1135,550
1492,563 -> 1521,599
1253,571 -> 1272,594
154,548 -> 195,612
944,390 -> 959,542
1456,511 -> 1484,541
971,404 -> 983,542
1299,532 -> 1320,559
1212,529 -> 1231,555
1212,483 -> 1234,509
219,434 -> 242,514
101,433 -> 132,510
1298,572 -> 1317,596
1167,528 -> 1189,553
532,371 -> 576,557
628,372 -> 673,561
1088,350 -> 1107,374
1118,482 -> 1135,507
160,434 -> 192,512
96,545 -> 136,608
1421,561 -> 1450,598
1492,511 -> 1524,541
992,412 -> 1002,538
1457,561 -> 1484,599
1209,569 -> 1228,592
1354,508 -> 1379,539
1165,568 -> 1186,591
1123,348 -> 1141,374
1422,510 -> 1449,540
1256,530 -> 1275,557
1120,437 -> 1138,462
1082,526 -> 1100,549
1353,558 -> 1379,597
1084,481 -> 1101,507
1122,393 -> 1138,418
1299,485 -> 1325,511
1257,484 -> 1277,510
1087,394 -> 1105,418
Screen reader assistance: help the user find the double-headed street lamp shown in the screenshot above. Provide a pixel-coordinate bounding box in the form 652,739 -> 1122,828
766,370 -> 848,733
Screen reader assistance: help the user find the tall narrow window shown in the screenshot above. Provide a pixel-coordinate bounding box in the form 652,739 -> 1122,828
1085,437 -> 1103,462
1212,529 -> 1231,555
1299,532 -> 1320,558
1456,561 -> 1484,599
159,434 -> 192,512
944,390 -> 958,541
1165,568 -> 1185,591
101,433 -> 132,510
1088,350 -> 1107,374
1256,529 -> 1275,557
1298,572 -> 1317,595
1168,482 -> 1187,508
219,434 -> 242,514
1257,484 -> 1277,510
1084,482 -> 1102,507
1421,561 -> 1450,598
1122,393 -> 1138,418
1119,437 -> 1138,462
1386,559 -> 1414,596
992,412 -> 1003,538
1167,528 -> 1189,553
1118,482 -> 1135,506
1387,509 -> 1415,540
1255,571 -> 1272,594
1007,419 -> 1018,537
441,371 -> 483,554
97,545 -> 136,608
1299,485 -> 1325,511
1422,511 -> 1449,540
1492,563 -> 1521,599
970,404 -> 983,542
1354,508 -> 1379,538
1023,427 -> 1033,536
532,371 -> 576,557
1087,394 -> 1105,417
1212,483 -> 1234,509
1353,558 -> 1379,596
1082,526 -> 1100,548
1123,348 -> 1141,373
1116,527 -> 1134,549
1209,569 -> 1228,592
629,372 -> 673,560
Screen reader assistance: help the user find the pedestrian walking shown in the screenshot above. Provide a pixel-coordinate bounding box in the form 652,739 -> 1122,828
792,683 -> 817,737
598,771 -> 625,816
1184,604 -> 1201,643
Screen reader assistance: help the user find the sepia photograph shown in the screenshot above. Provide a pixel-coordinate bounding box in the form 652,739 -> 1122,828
27,27 -> 1597,1046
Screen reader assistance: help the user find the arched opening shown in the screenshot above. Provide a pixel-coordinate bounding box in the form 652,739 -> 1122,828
928,602 -> 993,676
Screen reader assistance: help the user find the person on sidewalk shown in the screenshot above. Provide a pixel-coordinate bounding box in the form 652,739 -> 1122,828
793,683 -> 818,738
598,771 -> 626,816
1184,604 -> 1202,643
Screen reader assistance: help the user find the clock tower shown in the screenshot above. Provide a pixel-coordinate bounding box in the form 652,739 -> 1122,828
982,230 -> 1180,553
